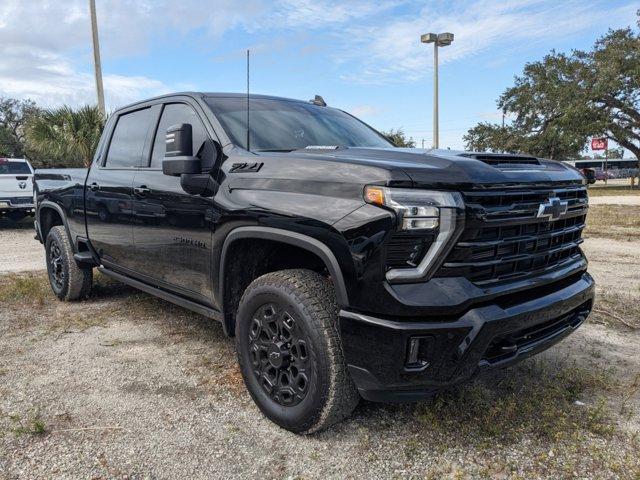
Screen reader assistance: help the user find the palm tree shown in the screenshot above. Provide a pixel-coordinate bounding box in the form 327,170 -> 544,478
26,105 -> 105,167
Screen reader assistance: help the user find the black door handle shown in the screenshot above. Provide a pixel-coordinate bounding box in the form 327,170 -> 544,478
133,185 -> 151,197
89,182 -> 100,192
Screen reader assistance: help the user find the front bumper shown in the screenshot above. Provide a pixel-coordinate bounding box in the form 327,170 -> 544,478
339,272 -> 595,402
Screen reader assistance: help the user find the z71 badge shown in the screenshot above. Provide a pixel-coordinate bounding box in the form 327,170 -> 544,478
230,162 -> 263,173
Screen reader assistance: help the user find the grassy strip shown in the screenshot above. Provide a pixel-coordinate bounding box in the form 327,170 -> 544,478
414,360 -> 617,447
585,205 -> 640,240
591,290 -> 640,330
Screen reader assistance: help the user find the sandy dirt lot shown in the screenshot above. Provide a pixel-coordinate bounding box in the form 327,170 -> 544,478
0,218 -> 43,274
589,195 -> 640,206
0,214 -> 639,479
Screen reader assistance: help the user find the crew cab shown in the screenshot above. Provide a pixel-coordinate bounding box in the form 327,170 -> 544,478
0,157 -> 35,221
34,92 -> 594,433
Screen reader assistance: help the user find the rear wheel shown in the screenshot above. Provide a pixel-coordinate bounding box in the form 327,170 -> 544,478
45,226 -> 93,301
236,269 -> 359,434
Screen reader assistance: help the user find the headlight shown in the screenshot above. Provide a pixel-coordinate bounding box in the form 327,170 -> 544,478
364,186 -> 465,281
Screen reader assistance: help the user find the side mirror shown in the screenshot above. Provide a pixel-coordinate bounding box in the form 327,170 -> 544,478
162,123 -> 201,176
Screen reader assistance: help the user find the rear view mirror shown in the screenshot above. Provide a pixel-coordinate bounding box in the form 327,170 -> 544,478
162,123 -> 201,176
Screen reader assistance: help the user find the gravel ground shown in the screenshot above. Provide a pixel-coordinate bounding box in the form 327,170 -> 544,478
0,223 -> 639,479
0,218 -> 43,274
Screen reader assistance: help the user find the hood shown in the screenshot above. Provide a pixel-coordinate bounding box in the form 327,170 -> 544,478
283,147 -> 585,190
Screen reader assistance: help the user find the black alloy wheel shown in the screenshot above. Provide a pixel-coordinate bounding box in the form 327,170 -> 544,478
45,226 -> 93,301
48,237 -> 66,291
248,302 -> 310,406
235,269 -> 359,434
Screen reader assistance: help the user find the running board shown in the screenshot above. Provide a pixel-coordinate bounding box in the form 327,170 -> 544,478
97,267 -> 222,321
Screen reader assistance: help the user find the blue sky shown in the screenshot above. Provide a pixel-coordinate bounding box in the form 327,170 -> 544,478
0,0 -> 637,150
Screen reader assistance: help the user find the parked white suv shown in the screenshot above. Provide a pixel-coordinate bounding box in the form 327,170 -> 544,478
0,158 -> 35,221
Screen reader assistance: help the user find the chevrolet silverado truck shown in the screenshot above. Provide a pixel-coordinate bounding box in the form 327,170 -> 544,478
34,92 -> 594,433
0,157 -> 35,221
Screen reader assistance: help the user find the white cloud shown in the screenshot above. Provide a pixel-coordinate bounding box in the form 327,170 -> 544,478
0,0 -> 635,109
337,0 -> 638,83
0,0 -> 266,108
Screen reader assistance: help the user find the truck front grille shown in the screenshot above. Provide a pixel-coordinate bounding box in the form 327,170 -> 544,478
435,184 -> 588,285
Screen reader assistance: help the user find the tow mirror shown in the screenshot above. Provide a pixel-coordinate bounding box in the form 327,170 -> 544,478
162,123 -> 201,176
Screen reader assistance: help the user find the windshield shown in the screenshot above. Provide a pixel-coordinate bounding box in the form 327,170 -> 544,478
0,161 -> 31,175
205,97 -> 392,151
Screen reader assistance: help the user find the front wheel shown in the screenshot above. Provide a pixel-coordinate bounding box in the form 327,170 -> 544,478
236,270 -> 360,434
45,226 -> 93,301
235,269 -> 359,434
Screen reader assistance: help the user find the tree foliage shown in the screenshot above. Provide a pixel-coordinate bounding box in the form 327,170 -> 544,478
464,12 -> 640,164
382,128 -> 416,148
25,105 -> 105,168
0,97 -> 41,159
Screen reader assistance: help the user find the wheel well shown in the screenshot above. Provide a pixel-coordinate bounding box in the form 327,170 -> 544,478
222,238 -> 328,336
40,207 -> 64,240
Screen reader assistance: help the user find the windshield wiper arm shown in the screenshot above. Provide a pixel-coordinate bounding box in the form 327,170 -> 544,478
255,148 -> 295,152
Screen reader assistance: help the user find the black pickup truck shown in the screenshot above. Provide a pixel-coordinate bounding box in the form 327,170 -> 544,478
34,92 -> 594,433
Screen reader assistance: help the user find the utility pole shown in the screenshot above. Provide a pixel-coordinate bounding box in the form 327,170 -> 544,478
89,0 -> 105,115
421,32 -> 454,149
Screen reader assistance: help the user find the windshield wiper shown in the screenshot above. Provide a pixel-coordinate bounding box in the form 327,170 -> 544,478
255,149 -> 296,152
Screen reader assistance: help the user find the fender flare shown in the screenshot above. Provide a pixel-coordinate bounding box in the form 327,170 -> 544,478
219,226 -> 350,308
37,201 -> 75,251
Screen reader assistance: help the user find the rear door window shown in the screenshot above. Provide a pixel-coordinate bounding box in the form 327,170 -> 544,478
0,161 -> 31,174
150,104 -> 208,168
104,108 -> 153,168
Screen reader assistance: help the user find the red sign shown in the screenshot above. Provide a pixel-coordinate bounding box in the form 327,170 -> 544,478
591,137 -> 608,151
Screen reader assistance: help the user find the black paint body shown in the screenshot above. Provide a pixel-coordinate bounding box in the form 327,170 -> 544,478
34,92 -> 595,401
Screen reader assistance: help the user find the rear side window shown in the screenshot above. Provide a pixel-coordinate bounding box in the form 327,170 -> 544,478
0,161 -> 31,174
150,103 -> 208,168
104,108 -> 153,168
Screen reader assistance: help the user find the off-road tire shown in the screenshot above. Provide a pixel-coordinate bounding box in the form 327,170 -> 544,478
45,225 -> 93,301
235,269 -> 360,434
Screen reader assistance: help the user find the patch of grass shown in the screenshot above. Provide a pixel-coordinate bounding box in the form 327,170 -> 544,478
49,311 -> 109,338
585,205 -> 640,240
591,290 -> 640,330
0,273 -> 50,306
187,350 -> 246,398
414,359 -> 617,446
588,185 -> 640,197
12,411 -> 47,437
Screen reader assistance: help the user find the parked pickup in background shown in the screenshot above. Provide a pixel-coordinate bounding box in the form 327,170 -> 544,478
0,157 -> 35,221
34,92 -> 595,434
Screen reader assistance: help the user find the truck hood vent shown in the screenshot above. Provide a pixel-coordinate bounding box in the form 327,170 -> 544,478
461,154 -> 541,167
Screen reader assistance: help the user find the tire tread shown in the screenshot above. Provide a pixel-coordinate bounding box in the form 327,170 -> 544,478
236,269 -> 359,434
47,226 -> 93,301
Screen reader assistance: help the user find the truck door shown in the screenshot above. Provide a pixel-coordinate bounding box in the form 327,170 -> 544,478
130,102 -> 216,304
85,107 -> 155,271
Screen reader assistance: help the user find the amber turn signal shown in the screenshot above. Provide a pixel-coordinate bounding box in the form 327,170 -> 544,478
364,186 -> 385,206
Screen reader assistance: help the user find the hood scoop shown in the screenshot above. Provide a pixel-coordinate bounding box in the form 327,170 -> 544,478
460,153 -> 541,167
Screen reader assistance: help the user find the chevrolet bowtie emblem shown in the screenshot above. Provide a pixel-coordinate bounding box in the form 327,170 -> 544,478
537,197 -> 568,221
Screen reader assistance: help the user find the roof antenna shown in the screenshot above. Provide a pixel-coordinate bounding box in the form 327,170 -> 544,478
246,49 -> 250,152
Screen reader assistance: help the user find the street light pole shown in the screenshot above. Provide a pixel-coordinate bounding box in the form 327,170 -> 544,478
421,32 -> 454,149
89,0 -> 105,116
433,41 -> 439,149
